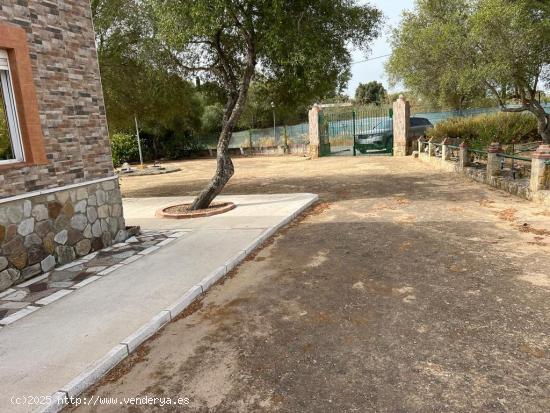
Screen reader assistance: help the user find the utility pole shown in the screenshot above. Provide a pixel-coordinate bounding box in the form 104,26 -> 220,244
134,114 -> 144,169
271,101 -> 277,145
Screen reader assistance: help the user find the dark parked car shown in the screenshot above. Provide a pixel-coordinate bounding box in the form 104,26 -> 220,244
409,117 -> 433,137
355,117 -> 433,153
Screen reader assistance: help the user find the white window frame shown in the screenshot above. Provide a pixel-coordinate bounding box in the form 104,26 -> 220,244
0,49 -> 25,163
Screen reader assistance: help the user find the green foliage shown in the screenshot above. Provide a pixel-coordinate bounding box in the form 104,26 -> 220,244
388,0 -> 550,141
110,133 -> 139,167
237,80 -> 311,130
387,0 -> 484,109
92,0 -> 203,136
355,81 -> 386,105
152,0 -> 382,86
0,98 -> 12,160
151,0 -> 382,128
470,0 -> 550,98
201,104 -> 225,134
426,112 -> 539,148
93,0 -> 383,163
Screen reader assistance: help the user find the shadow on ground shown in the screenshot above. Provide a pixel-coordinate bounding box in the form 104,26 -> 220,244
73,157 -> 550,412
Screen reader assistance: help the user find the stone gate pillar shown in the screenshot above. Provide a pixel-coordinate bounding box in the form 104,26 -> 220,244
486,142 -> 502,177
308,104 -> 322,158
459,141 -> 470,169
530,144 -> 550,192
392,95 -> 410,156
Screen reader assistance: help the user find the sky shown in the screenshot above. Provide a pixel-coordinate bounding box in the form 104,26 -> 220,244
346,0 -> 415,98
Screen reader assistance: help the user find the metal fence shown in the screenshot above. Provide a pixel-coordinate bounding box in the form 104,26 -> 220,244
319,106 -> 393,156
195,104 -> 550,153
413,104 -> 550,125
228,122 -> 309,149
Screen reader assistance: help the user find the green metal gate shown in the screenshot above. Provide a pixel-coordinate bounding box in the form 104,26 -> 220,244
319,107 -> 393,156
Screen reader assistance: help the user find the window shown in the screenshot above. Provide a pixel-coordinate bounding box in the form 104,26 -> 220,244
0,23 -> 46,167
410,117 -> 431,127
0,49 -> 24,163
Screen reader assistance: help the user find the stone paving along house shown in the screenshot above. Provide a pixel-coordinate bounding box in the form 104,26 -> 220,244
0,1 -> 126,292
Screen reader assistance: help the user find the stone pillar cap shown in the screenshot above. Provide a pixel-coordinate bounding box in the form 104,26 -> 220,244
487,142 -> 502,153
459,140 -> 469,148
532,144 -> 550,159
428,137 -> 436,143
418,136 -> 426,142
442,137 -> 452,145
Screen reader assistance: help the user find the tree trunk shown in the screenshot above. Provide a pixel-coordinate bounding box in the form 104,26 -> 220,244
189,50 -> 256,210
535,111 -> 550,144
189,97 -> 237,210
501,99 -> 550,144
152,135 -> 159,160
527,102 -> 550,144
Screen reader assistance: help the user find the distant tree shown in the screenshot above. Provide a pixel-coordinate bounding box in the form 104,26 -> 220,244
387,0 -> 550,142
355,81 -> 387,105
470,0 -> 550,143
386,0 -> 486,111
237,73 -> 343,132
200,103 -> 225,134
237,81 -> 272,130
151,0 -> 382,209
319,94 -> 351,105
91,0 -> 202,141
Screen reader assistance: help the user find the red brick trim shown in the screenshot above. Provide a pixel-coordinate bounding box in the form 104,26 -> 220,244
0,23 -> 47,165
532,144 -> 550,159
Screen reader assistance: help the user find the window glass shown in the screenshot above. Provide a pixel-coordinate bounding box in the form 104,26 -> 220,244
0,49 -> 23,162
411,117 -> 431,127
0,84 -> 15,160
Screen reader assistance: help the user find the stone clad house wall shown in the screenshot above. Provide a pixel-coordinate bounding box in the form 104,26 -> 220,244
0,1 -> 126,291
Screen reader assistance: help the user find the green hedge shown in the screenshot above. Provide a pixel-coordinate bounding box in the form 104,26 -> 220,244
426,112 -> 538,149
110,133 -> 139,167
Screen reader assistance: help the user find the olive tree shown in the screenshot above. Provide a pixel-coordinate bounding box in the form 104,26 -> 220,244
151,0 -> 382,209
388,0 -> 550,142
471,0 -> 550,143
355,81 -> 387,105
386,0 -> 484,110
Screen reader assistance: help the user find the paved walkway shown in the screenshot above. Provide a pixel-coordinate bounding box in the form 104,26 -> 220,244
0,231 -> 177,325
0,193 -> 316,413
73,157 -> 550,412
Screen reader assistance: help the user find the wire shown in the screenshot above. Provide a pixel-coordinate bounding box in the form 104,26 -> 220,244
351,54 -> 391,65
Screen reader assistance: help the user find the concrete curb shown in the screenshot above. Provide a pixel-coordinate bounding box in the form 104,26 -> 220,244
60,345 -> 129,399
195,266 -> 227,293
37,392 -> 68,413
36,193 -> 318,413
121,310 -> 171,354
165,285 -> 203,319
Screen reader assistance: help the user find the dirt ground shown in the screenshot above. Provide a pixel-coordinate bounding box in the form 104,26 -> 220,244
74,156 -> 550,412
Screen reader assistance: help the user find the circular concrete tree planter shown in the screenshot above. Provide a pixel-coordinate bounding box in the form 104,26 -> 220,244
155,202 -> 236,219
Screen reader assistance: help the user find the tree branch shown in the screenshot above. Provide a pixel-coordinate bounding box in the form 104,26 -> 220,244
484,80 -> 506,108
166,49 -> 217,73
502,106 -> 529,113
214,29 -> 238,90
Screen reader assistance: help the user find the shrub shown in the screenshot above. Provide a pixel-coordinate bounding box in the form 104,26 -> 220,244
110,133 -> 139,167
426,112 -> 538,149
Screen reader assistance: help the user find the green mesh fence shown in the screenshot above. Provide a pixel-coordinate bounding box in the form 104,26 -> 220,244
228,122 -> 309,149
412,104 -> 550,125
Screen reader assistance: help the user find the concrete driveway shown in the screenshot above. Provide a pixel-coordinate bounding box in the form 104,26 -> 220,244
72,156 -> 550,412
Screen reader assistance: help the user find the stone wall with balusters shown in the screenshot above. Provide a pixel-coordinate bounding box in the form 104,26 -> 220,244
416,137 -> 550,205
